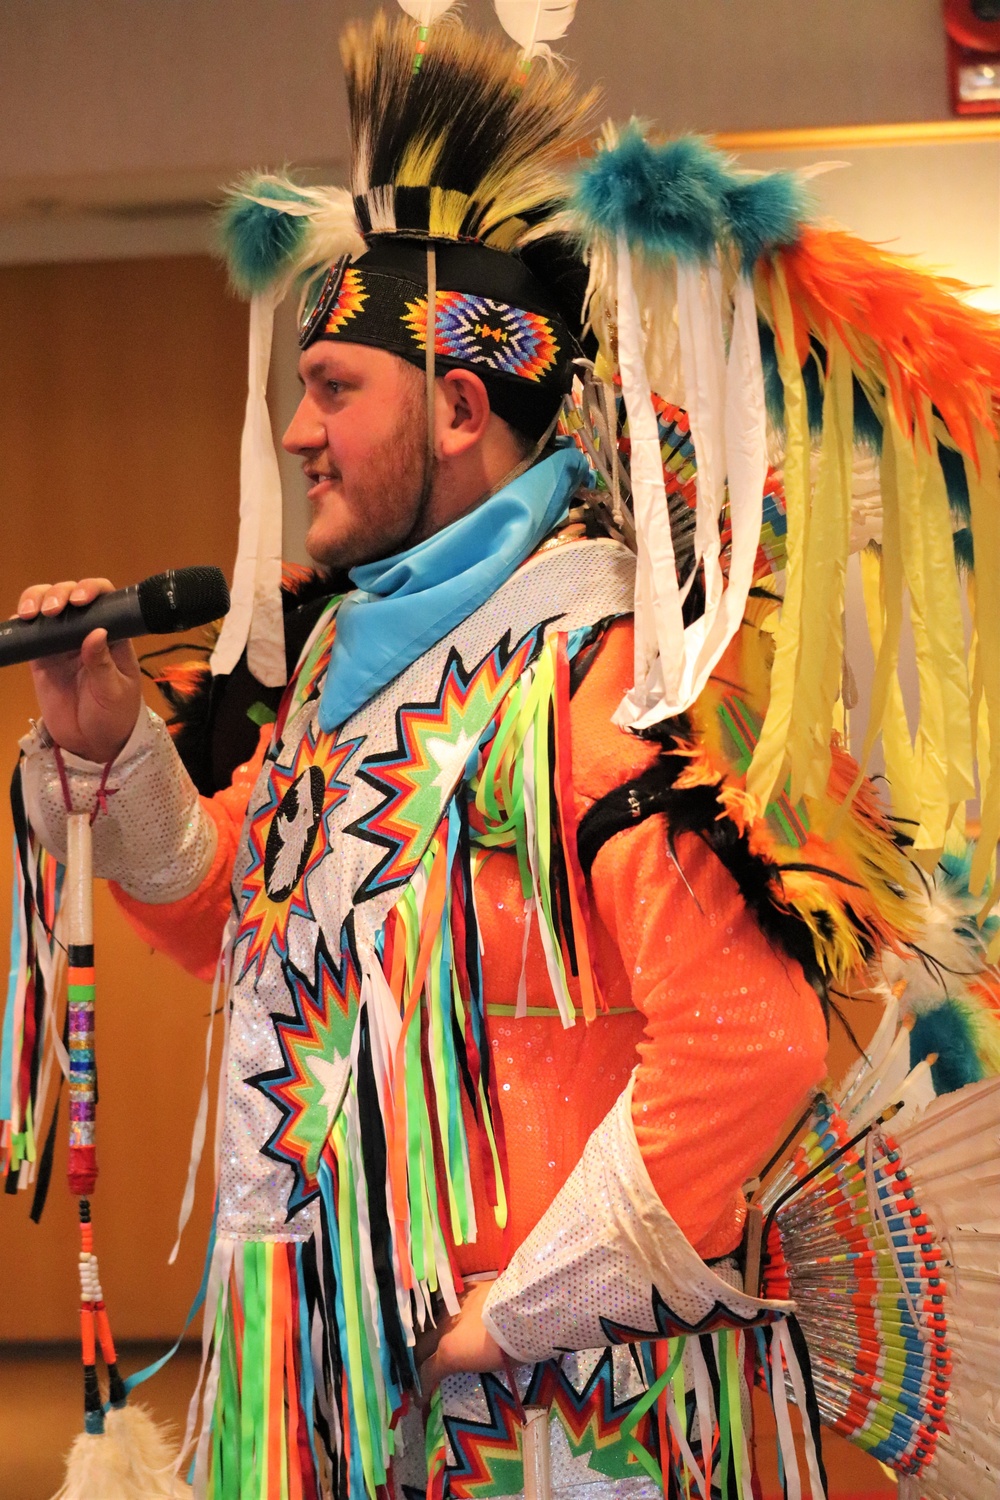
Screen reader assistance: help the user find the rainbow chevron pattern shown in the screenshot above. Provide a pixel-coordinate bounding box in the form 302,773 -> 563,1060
348,625 -> 547,902
440,1356 -> 657,1500
527,1353 -> 656,1481
323,266 -> 369,337
236,725 -> 362,982
250,922 -> 364,1214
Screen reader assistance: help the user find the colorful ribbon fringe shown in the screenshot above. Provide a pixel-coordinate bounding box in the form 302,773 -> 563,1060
1,772 -> 65,1206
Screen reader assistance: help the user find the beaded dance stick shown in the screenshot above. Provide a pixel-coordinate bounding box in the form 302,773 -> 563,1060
51,769 -> 188,1499
65,810 -> 128,1435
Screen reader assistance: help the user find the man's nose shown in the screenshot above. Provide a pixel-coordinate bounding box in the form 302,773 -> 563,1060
282,395 -> 325,455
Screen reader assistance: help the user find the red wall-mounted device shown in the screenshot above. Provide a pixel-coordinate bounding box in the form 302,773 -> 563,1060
946,0 -> 1000,114
946,0 -> 1000,113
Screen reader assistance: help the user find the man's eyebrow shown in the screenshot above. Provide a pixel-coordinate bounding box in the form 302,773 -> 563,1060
300,357 -> 339,385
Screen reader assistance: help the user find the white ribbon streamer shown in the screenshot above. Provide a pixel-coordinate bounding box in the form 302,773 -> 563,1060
186,1238 -> 235,1489
777,1319 -> 828,1498
211,287 -> 287,687
613,236 -> 768,731
168,919 -> 233,1265
769,1326 -> 803,1500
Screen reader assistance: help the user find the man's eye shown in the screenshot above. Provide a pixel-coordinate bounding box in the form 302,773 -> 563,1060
326,380 -> 343,396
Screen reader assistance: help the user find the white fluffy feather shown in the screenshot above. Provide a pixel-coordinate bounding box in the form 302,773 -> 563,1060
396,0 -> 460,24
53,1432 -> 135,1500
878,869 -> 986,1014
53,1406 -> 190,1499
493,0 -> 577,57
106,1405 -> 190,1497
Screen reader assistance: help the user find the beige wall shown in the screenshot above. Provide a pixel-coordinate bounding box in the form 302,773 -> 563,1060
1,0 -> 952,221
0,256 -> 245,1339
735,137 -> 1000,308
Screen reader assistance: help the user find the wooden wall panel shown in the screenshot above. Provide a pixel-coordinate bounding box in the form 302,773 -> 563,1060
0,255 -> 245,1339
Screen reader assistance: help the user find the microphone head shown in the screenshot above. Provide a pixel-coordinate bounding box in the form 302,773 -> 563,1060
137,566 -> 231,635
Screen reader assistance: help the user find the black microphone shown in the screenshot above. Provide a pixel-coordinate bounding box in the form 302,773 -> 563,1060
0,566 -> 231,668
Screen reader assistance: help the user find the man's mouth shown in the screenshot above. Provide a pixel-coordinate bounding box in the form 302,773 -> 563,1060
305,470 -> 340,500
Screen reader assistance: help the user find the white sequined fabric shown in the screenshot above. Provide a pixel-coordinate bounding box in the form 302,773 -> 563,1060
432,1349 -> 661,1500
20,707 -> 217,903
482,1076 -> 791,1365
218,540 -> 637,1238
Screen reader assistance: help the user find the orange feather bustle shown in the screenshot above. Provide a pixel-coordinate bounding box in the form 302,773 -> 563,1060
768,225 -> 1000,459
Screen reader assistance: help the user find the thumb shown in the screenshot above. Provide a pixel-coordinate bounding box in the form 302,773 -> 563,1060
79,628 -> 128,696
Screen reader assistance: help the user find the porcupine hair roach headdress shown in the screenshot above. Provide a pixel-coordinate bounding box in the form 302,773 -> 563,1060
299,13 -> 597,435
211,5 -> 595,691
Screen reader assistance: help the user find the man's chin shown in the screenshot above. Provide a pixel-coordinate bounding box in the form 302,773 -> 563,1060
305,523 -> 392,572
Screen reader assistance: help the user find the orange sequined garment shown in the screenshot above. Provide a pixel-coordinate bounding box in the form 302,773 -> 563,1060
113,617 -> 827,1261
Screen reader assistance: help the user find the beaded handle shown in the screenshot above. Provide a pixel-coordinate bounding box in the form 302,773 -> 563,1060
64,808 -> 127,1433
66,812 -> 98,1197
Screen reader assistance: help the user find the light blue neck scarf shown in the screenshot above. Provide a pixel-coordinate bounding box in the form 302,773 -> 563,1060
318,441 -> 589,732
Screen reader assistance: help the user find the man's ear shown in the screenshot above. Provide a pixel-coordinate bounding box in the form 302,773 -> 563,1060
436,368 -> 492,458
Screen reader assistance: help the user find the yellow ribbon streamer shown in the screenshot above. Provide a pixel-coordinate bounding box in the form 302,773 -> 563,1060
787,332 -> 854,802
967,426 -> 1000,902
747,262 -> 811,806
858,545 -> 921,832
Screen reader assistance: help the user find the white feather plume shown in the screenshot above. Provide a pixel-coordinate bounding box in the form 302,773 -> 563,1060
493,0 -> 578,58
396,0 -> 460,24
878,869 -> 986,1014
53,1406 -> 189,1499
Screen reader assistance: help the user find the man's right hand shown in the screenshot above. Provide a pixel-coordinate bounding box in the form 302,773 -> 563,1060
16,578 -> 143,763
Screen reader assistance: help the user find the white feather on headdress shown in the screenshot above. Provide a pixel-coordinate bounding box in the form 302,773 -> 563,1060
493,0 -> 578,58
396,0 -> 461,22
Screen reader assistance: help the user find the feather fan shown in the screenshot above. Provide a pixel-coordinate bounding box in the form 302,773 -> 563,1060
758,1047 -> 1000,1498
493,0 -> 578,58
893,1076 -> 1000,1500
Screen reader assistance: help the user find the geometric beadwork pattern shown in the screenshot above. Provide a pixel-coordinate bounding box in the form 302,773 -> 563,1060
403,291 -> 558,382
323,266 -> 369,337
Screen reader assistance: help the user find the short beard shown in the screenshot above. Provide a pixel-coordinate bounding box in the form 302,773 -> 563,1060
306,370 -> 433,571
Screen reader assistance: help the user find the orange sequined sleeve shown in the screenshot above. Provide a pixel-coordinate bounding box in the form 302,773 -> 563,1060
571,620 -> 829,1259
110,728 -> 269,983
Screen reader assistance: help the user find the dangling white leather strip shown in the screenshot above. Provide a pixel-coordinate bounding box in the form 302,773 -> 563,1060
613,236 -> 767,731
211,287 -> 287,687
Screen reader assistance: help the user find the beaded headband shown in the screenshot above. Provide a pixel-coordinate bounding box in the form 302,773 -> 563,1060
299,237 -> 578,441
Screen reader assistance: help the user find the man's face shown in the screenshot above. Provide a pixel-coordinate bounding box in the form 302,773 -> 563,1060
283,342 -> 429,570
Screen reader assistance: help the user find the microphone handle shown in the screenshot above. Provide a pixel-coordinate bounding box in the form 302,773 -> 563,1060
0,587 -> 146,668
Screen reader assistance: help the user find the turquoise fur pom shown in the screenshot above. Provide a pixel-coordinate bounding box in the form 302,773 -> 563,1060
910,999 -> 985,1095
938,838 -> 998,938
572,127 -> 807,269
219,176 -> 311,297
722,171 -> 809,270
573,127 -> 727,263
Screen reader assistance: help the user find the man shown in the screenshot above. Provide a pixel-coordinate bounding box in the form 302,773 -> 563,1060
12,14 -> 996,1500
16,338 -> 826,1346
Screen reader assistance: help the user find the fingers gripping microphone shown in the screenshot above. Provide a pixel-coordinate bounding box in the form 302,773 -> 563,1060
0,567 -> 231,668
